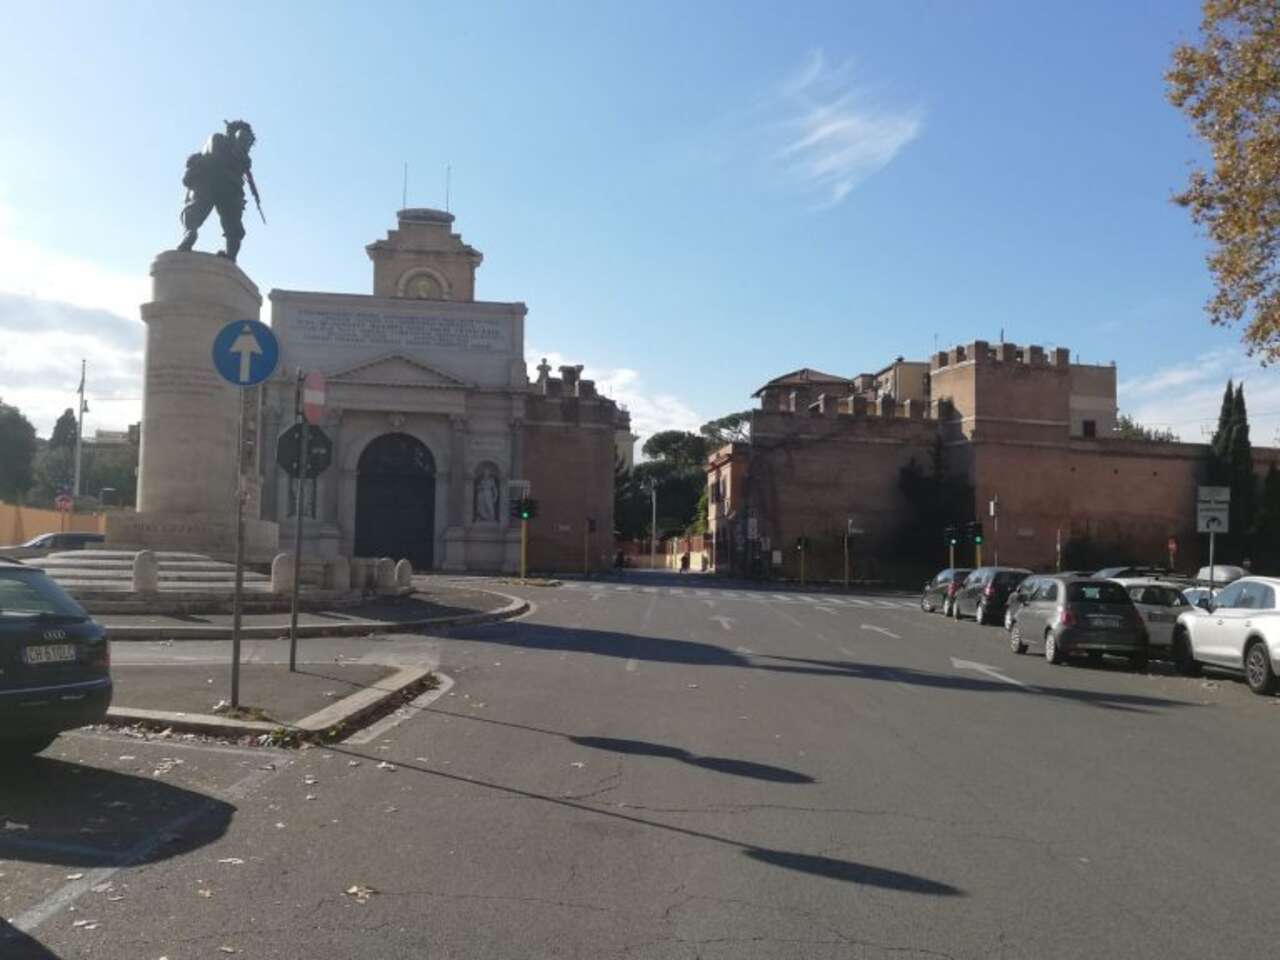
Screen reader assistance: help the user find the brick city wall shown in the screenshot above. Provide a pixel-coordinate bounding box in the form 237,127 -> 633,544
522,403 -> 619,574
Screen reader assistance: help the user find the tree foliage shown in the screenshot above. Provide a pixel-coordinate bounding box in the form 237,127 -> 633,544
1253,464 -> 1280,573
1167,1 -> 1280,359
1206,378 -> 1257,557
49,408 -> 78,450
640,431 -> 710,472
699,411 -> 751,447
892,436 -> 973,576
1114,413 -> 1179,443
0,400 -> 37,501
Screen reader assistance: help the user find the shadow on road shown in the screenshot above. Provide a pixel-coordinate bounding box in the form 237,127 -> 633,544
570,736 -> 815,784
452,622 -> 1192,713
0,757 -> 234,868
0,919 -> 61,959
325,744 -> 962,898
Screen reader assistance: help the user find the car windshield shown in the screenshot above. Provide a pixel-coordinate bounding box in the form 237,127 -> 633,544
20,534 -> 52,548
993,571 -> 1026,587
0,571 -> 88,619
1068,581 -> 1131,604
1136,586 -> 1188,607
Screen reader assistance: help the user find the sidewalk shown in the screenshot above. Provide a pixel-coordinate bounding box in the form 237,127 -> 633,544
100,584 -> 526,641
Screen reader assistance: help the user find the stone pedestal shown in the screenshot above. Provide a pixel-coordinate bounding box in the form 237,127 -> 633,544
106,251 -> 279,562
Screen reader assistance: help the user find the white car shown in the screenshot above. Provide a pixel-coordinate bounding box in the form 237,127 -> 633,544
1172,576 -> 1280,695
1110,578 -> 1190,657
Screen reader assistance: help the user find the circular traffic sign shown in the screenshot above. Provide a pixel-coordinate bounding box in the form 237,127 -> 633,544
212,320 -> 280,387
302,371 -> 326,426
54,494 -> 73,513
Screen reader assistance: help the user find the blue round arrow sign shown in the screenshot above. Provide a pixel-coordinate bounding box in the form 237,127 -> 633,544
212,319 -> 280,387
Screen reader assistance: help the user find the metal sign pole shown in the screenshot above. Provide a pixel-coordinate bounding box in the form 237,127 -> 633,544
1208,531 -> 1216,600
843,533 -> 849,588
288,370 -> 308,672
231,407 -> 246,709
520,518 -> 528,580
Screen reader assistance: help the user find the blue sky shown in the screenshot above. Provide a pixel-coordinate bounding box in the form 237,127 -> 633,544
1,0 -> 1277,448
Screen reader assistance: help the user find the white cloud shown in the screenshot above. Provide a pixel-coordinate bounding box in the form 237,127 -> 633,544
525,347 -> 704,455
771,49 -> 923,207
0,203 -> 147,437
1119,350 -> 1280,447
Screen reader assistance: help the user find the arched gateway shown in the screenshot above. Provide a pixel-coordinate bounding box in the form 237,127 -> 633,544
355,433 -> 436,569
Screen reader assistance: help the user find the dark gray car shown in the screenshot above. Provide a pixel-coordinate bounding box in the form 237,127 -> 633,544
920,568 -> 972,615
952,567 -> 1031,625
1008,577 -> 1148,668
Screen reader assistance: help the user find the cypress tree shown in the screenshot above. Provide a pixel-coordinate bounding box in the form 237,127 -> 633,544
1255,464 -> 1280,573
1207,378 -> 1235,483
1228,384 -> 1255,558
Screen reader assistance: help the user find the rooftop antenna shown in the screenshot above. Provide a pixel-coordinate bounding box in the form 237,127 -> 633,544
999,327 -> 1004,343
932,332 -> 938,355
401,162 -> 408,209
445,164 -> 452,213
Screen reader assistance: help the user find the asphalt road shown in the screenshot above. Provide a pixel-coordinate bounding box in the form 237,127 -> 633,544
5,570 -> 1279,959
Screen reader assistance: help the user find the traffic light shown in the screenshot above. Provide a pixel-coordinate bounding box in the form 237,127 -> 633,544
944,525 -> 958,547
510,497 -> 538,521
968,521 -> 984,545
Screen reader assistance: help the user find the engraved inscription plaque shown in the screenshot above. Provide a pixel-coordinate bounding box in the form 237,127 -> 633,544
291,310 -> 509,353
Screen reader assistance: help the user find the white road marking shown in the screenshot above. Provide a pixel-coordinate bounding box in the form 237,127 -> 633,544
771,594 -> 795,602
815,606 -> 838,615
950,657 -> 1027,688
860,624 -> 901,639
710,616 -> 735,631
345,672 -> 456,745
847,598 -> 873,607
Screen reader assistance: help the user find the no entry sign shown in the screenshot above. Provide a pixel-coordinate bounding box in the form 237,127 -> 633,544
302,371 -> 326,426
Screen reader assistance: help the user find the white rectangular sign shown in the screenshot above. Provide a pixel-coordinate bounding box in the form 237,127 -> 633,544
1197,485 -> 1230,534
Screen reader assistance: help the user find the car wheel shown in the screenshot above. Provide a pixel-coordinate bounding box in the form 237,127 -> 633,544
0,735 -> 57,760
1004,608 -> 1014,631
976,602 -> 988,625
1009,623 -> 1026,655
1044,630 -> 1064,665
1086,651 -> 1103,665
1244,640 -> 1277,696
941,597 -> 952,617
1173,628 -> 1201,677
921,596 -> 933,613
951,598 -> 961,620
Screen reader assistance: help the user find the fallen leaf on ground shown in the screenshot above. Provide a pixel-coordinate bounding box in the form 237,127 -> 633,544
377,762 -> 397,772
198,889 -> 212,898
345,884 -> 376,904
570,762 -> 585,768
217,858 -> 245,865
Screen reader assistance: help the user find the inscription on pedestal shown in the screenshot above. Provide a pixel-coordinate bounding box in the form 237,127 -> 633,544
147,365 -> 222,400
292,310 -> 509,352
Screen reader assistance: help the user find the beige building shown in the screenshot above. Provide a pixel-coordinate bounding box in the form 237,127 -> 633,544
258,209 -> 628,572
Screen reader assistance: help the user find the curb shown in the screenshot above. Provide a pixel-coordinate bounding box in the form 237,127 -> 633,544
99,591 -> 529,641
103,664 -> 434,740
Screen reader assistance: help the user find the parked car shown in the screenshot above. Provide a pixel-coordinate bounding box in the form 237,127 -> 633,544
1004,574 -> 1044,630
1008,577 -> 1148,667
1193,565 -> 1246,586
1112,578 -> 1190,658
0,559 -> 112,758
920,568 -> 972,615
1094,565 -> 1174,580
952,567 -> 1031,624
0,532 -> 105,559
1171,576 -> 1280,695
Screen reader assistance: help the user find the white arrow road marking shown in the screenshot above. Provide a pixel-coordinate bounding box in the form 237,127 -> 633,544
860,624 -> 901,639
711,616 -> 734,631
950,657 -> 1027,688
815,606 -> 838,615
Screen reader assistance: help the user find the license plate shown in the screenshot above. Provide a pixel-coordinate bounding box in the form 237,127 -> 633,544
1088,616 -> 1121,629
23,644 -> 77,664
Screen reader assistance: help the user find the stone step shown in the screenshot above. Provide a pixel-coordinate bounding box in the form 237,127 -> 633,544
43,568 -> 270,584
55,578 -> 275,594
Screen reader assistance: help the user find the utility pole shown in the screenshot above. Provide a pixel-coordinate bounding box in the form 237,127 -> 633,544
991,492 -> 999,566
73,359 -> 87,497
288,370 -> 309,672
648,477 -> 657,570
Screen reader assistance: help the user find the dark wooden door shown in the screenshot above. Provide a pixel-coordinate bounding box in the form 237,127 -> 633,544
354,433 -> 436,570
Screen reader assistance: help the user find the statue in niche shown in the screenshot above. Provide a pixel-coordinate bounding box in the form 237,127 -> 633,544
473,465 -> 500,523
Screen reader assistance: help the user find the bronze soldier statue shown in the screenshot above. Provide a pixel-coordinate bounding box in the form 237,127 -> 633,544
176,120 -> 264,262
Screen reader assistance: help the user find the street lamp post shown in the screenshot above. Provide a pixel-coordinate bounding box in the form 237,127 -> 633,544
648,478 -> 658,570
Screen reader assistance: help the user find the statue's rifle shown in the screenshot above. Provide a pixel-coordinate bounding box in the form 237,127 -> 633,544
245,170 -> 267,224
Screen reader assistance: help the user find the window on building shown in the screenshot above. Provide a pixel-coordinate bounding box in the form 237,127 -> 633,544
1082,420 -> 1097,438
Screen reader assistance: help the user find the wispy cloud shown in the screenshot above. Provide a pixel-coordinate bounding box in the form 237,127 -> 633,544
772,49 -> 923,207
1119,349 -> 1280,446
525,347 -> 704,456
0,204 -> 146,437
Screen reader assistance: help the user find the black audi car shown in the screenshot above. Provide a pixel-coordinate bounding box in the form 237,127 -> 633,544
0,560 -> 111,758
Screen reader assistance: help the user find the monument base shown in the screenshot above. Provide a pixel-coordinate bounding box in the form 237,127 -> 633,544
106,511 -> 280,565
